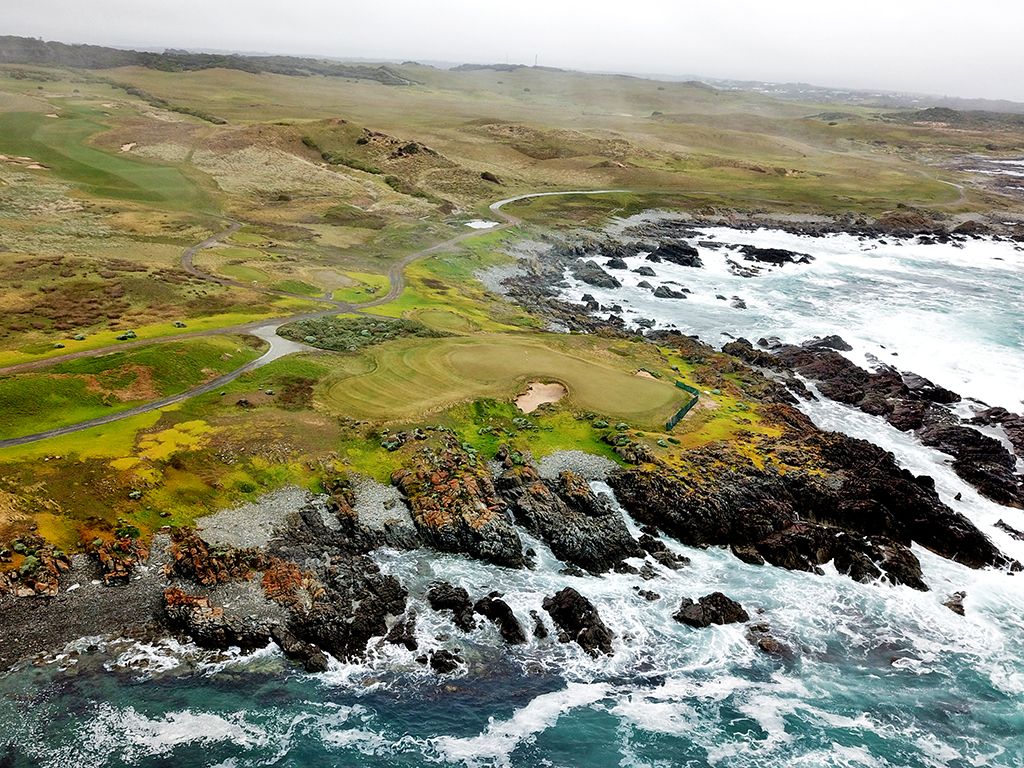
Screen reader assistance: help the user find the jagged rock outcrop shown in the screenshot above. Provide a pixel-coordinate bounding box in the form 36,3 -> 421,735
608,404 -> 1016,589
674,592 -> 749,627
542,587 -> 614,656
427,581 -> 477,631
724,338 -> 1022,508
649,241 -> 703,268
392,436 -> 524,567
163,588 -> 272,651
495,464 -> 641,573
571,260 -> 621,289
473,592 -> 527,644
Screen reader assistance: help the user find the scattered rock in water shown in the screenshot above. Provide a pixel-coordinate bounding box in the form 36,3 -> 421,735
572,260 -> 621,289
384,611 -> 419,651
474,592 -> 527,644
738,245 -> 813,265
673,592 -> 749,628
803,334 -> 853,352
426,648 -> 463,673
530,609 -> 549,638
543,587 -> 614,657
730,296 -> 747,310
943,591 -> 966,616
649,241 -> 703,268
653,285 -> 688,299
637,280 -> 654,290
996,519 -> 1024,541
745,622 -> 794,659
634,266 -> 657,276
605,257 -> 628,270
427,581 -> 477,632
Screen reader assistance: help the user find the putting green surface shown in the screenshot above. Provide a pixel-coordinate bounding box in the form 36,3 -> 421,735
318,334 -> 681,426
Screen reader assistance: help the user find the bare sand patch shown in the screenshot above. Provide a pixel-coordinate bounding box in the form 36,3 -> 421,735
635,369 -> 657,380
120,142 -> 137,152
515,381 -> 567,413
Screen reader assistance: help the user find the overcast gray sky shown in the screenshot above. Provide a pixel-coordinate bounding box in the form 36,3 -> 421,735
3,0 -> 1022,101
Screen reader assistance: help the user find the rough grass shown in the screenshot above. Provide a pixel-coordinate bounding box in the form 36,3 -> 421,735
0,336 -> 262,439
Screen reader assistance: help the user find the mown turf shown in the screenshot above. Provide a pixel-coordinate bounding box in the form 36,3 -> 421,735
0,107 -> 206,208
317,333 -> 682,428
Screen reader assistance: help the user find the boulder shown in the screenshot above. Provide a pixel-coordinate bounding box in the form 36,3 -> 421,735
473,592 -> 526,644
673,592 -> 749,628
542,587 -> 614,656
653,285 -> 688,299
571,260 -> 621,289
427,581 -> 477,631
649,242 -> 703,268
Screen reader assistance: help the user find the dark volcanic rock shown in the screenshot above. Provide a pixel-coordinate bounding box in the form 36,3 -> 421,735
474,592 -> 527,644
607,406 -> 1016,587
673,592 -> 749,627
649,241 -> 703,268
428,648 -> 463,673
542,587 -> 614,656
996,519 -> 1024,541
738,245 -> 813,265
496,465 -> 641,573
384,611 -> 419,651
426,581 -> 477,631
572,260 -> 621,289
605,257 -> 629,270
634,266 -> 657,277
653,285 -> 688,299
270,624 -> 329,672
943,591 -> 966,616
285,554 -> 407,661
918,410 -> 1022,508
803,334 -> 853,352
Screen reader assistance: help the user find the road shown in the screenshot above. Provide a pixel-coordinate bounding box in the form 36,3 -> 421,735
0,189 -> 625,448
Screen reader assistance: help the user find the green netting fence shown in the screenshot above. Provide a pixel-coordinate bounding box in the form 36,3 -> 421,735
665,381 -> 700,431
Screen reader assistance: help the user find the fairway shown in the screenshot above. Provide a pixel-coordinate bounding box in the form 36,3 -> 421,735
0,108 -> 205,207
318,334 -> 681,426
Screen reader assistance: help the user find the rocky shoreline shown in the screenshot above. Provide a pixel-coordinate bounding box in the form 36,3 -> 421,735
3,210 -> 1023,674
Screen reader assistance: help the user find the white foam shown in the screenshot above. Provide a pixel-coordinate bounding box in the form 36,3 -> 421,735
431,682 -> 608,767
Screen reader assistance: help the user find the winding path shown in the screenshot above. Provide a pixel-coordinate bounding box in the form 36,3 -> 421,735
0,190 -> 625,448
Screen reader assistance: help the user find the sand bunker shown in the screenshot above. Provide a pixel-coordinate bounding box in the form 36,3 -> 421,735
634,369 -> 657,380
515,381 -> 567,413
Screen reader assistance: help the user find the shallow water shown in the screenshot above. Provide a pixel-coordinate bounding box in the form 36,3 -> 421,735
3,227 -> 1024,767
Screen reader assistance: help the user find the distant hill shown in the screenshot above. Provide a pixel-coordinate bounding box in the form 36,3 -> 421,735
0,35 -> 413,85
885,106 -> 1024,130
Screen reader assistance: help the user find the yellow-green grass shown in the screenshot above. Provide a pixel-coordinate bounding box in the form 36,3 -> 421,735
0,336 -> 263,440
317,334 -> 682,428
0,106 -> 207,209
0,410 -> 164,462
0,299 -> 317,368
